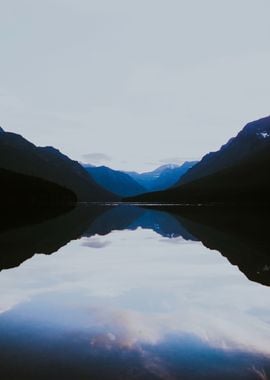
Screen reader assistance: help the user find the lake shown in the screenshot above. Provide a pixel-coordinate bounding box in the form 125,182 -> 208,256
0,204 -> 269,379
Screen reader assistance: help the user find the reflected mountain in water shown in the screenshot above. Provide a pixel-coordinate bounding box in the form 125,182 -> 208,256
83,205 -> 197,240
0,205 -> 195,271
0,204 -> 269,286
170,206 -> 270,286
0,205 -> 107,271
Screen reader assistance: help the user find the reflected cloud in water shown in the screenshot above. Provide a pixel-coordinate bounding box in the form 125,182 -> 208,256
0,205 -> 270,379
82,237 -> 111,249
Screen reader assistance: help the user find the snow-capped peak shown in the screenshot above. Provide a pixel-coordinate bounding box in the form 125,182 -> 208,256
256,131 -> 270,139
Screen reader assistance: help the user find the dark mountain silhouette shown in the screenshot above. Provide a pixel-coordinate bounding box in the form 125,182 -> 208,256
0,167 -> 76,206
0,205 -> 195,272
1,204 -> 269,286
166,206 -> 270,286
127,117 -> 270,204
0,128 -> 117,201
126,162 -> 197,192
178,116 -> 270,185
83,165 -> 146,197
0,205 -> 109,271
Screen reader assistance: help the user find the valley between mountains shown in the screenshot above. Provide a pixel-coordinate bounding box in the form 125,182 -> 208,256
0,116 -> 269,205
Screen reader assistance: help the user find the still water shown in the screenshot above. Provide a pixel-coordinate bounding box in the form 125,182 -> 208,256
0,205 -> 270,379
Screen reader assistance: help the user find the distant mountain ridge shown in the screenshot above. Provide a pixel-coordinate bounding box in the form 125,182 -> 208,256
126,162 -> 198,191
82,162 -> 197,197
0,129 -> 117,201
83,165 -> 146,197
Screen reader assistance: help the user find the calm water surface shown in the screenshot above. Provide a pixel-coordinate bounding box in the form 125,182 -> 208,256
0,205 -> 270,379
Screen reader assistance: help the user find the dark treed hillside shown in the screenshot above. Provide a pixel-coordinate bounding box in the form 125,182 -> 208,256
0,128 -> 117,202
178,116 -> 270,185
127,117 -> 270,204
0,167 -> 76,204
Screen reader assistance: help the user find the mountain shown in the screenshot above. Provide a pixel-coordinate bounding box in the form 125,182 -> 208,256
127,117 -> 270,204
178,116 -> 270,185
126,162 -> 198,191
169,205 -> 270,286
83,165 -> 146,197
0,204 -> 107,271
127,207 -> 196,240
0,167 -> 76,205
0,128 -> 117,201
1,203 -> 269,286
0,204 -> 195,271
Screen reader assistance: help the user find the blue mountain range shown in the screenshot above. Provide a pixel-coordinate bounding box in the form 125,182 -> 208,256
84,162 -> 197,197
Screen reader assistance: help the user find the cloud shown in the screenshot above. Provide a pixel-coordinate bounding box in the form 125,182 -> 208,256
143,156 -> 200,169
2,228 -> 270,360
82,153 -> 112,165
82,238 -> 111,249
159,157 -> 200,165
159,237 -> 196,245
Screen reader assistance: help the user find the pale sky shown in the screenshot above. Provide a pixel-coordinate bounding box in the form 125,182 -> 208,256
0,0 -> 269,171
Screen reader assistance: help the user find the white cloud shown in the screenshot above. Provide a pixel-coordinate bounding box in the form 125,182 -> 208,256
82,153 -> 112,165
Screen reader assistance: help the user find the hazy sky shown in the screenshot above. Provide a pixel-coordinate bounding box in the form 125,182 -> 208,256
0,0 -> 269,171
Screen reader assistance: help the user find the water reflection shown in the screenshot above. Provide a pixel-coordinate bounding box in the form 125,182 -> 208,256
167,206 -> 270,286
1,204 -> 269,287
0,205 -> 270,379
